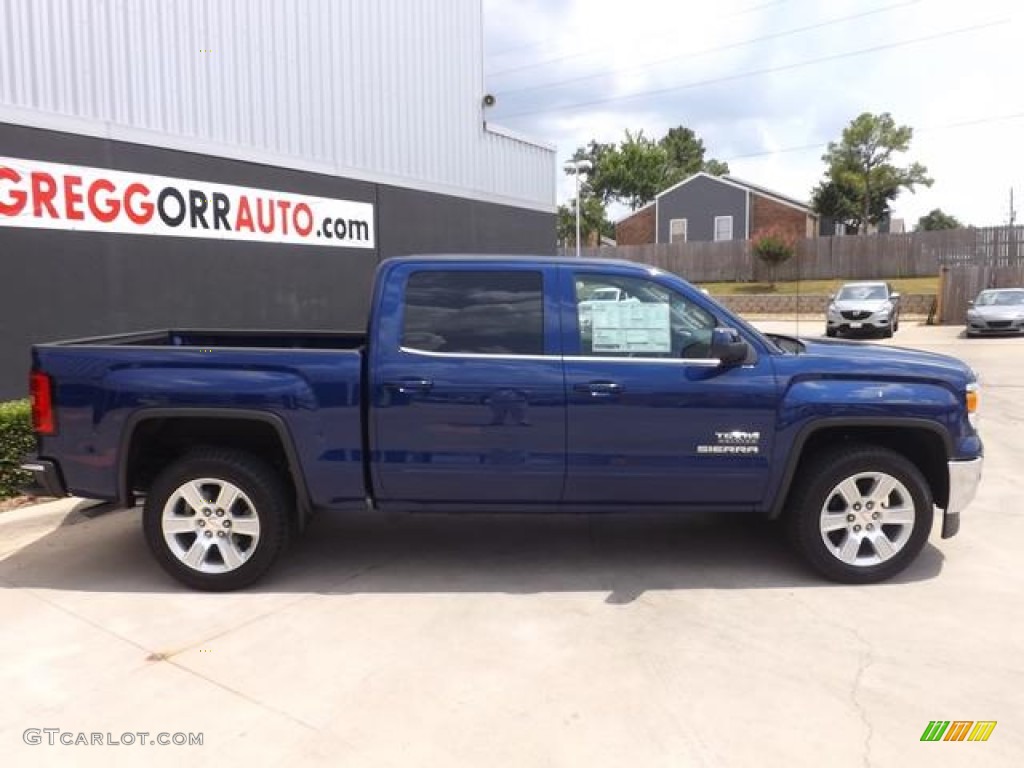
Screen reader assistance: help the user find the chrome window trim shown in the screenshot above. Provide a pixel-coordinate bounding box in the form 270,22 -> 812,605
399,346 -> 721,366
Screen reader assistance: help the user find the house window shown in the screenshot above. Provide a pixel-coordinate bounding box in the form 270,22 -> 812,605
714,215 -> 733,242
669,218 -> 687,243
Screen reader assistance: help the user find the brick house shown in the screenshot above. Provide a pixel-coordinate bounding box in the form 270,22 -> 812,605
615,172 -> 819,245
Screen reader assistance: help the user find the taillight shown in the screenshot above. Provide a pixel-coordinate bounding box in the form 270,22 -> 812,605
30,371 -> 56,435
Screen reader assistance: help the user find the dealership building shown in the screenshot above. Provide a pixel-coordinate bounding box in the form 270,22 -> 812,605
0,0 -> 556,399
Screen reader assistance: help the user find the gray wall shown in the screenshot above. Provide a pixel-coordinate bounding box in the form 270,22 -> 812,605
657,175 -> 747,244
0,122 -> 555,400
0,0 -> 556,208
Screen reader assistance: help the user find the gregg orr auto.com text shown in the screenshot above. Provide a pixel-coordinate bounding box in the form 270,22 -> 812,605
0,155 -> 374,249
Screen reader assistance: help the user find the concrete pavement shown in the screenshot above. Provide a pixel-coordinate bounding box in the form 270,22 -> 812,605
1,321 -> 1021,767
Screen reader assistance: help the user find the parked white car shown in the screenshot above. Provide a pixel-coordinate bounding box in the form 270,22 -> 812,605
826,282 -> 901,338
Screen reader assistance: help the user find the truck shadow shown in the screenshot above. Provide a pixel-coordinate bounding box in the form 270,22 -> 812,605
0,504 -> 944,599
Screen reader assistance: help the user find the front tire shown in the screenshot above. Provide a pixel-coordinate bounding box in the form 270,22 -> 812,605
143,448 -> 292,591
786,444 -> 933,583
825,327 -> 838,338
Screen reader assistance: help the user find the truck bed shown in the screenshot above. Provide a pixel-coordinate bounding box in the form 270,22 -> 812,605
41,328 -> 367,350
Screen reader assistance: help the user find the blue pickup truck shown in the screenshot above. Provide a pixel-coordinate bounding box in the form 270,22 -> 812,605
23,256 -> 983,590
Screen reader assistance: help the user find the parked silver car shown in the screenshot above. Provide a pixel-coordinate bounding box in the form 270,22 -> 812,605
965,288 -> 1024,337
825,281 -> 901,338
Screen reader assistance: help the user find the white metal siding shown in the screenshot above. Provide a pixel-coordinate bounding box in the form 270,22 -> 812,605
0,0 -> 555,210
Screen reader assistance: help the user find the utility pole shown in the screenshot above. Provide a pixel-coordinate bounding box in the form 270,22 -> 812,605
1010,187 -> 1016,227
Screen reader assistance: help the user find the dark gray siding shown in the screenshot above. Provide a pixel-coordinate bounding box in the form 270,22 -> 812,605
0,123 -> 554,400
656,175 -> 747,243
377,186 -> 555,258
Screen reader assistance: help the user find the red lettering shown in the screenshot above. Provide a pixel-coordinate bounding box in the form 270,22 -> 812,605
235,195 -> 254,232
0,167 -> 28,216
63,175 -> 85,220
293,203 -> 313,236
87,179 -> 120,222
256,198 -> 275,233
30,172 -> 59,218
124,182 -> 154,224
276,200 -> 292,235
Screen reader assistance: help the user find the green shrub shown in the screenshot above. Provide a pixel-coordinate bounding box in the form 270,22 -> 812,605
752,227 -> 797,289
0,400 -> 34,499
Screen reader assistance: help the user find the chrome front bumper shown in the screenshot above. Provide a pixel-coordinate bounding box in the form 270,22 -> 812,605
941,457 -> 983,538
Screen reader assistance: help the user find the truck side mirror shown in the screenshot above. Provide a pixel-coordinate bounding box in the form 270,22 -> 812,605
891,292 -> 901,300
710,327 -> 752,366
967,300 -> 974,307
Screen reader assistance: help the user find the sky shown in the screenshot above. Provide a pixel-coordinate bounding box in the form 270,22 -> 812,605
482,0 -> 1024,228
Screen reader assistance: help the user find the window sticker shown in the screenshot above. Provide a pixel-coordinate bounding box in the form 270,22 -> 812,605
590,302 -> 671,353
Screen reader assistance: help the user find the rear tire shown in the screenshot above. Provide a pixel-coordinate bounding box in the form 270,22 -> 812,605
143,448 -> 292,591
825,327 -> 837,338
785,444 -> 933,583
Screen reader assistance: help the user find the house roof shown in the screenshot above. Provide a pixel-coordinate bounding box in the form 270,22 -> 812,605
655,171 -> 816,215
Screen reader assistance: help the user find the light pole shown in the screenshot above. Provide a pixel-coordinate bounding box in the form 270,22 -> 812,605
564,159 -> 592,257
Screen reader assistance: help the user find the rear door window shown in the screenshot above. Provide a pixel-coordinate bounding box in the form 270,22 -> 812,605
402,270 -> 545,355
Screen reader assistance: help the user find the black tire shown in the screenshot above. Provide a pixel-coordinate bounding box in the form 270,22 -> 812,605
882,321 -> 894,338
825,327 -> 837,338
143,448 -> 292,591
894,314 -> 900,332
785,444 -> 933,584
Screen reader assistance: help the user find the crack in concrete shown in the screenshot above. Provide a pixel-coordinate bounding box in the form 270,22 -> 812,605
794,595 -> 877,768
847,625 -> 876,768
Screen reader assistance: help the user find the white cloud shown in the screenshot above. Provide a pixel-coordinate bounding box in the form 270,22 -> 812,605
484,0 -> 1024,227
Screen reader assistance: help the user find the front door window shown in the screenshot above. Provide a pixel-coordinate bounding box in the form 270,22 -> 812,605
574,274 -> 716,359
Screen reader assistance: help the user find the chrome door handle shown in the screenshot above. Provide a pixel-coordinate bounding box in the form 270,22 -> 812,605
573,381 -> 624,397
384,378 -> 434,394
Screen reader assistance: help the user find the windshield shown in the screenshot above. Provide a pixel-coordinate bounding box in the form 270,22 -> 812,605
837,284 -> 888,301
975,290 -> 1024,307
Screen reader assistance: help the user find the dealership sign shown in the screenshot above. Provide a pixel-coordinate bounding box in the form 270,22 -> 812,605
0,156 -> 374,248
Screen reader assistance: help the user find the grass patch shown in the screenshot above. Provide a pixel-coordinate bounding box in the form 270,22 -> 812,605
696,276 -> 938,296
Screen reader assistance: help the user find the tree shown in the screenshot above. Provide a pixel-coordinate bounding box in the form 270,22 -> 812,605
557,194 -> 613,248
752,227 -> 796,289
569,140 -> 617,205
567,124 -> 729,212
658,126 -> 730,183
702,158 -> 731,176
814,112 -> 932,233
812,176 -> 899,234
599,130 -> 672,211
916,208 -> 962,231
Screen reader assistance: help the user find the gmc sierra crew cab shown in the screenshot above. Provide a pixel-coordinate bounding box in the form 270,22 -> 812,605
23,256 -> 984,590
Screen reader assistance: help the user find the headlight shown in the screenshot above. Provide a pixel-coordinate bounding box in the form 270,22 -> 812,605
966,381 -> 980,429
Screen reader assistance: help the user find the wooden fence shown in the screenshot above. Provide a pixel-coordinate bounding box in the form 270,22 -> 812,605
559,226 -> 1024,284
938,265 -> 1024,324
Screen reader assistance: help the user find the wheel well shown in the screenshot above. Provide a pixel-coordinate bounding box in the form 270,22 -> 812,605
123,417 -> 306,522
778,426 -> 949,514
